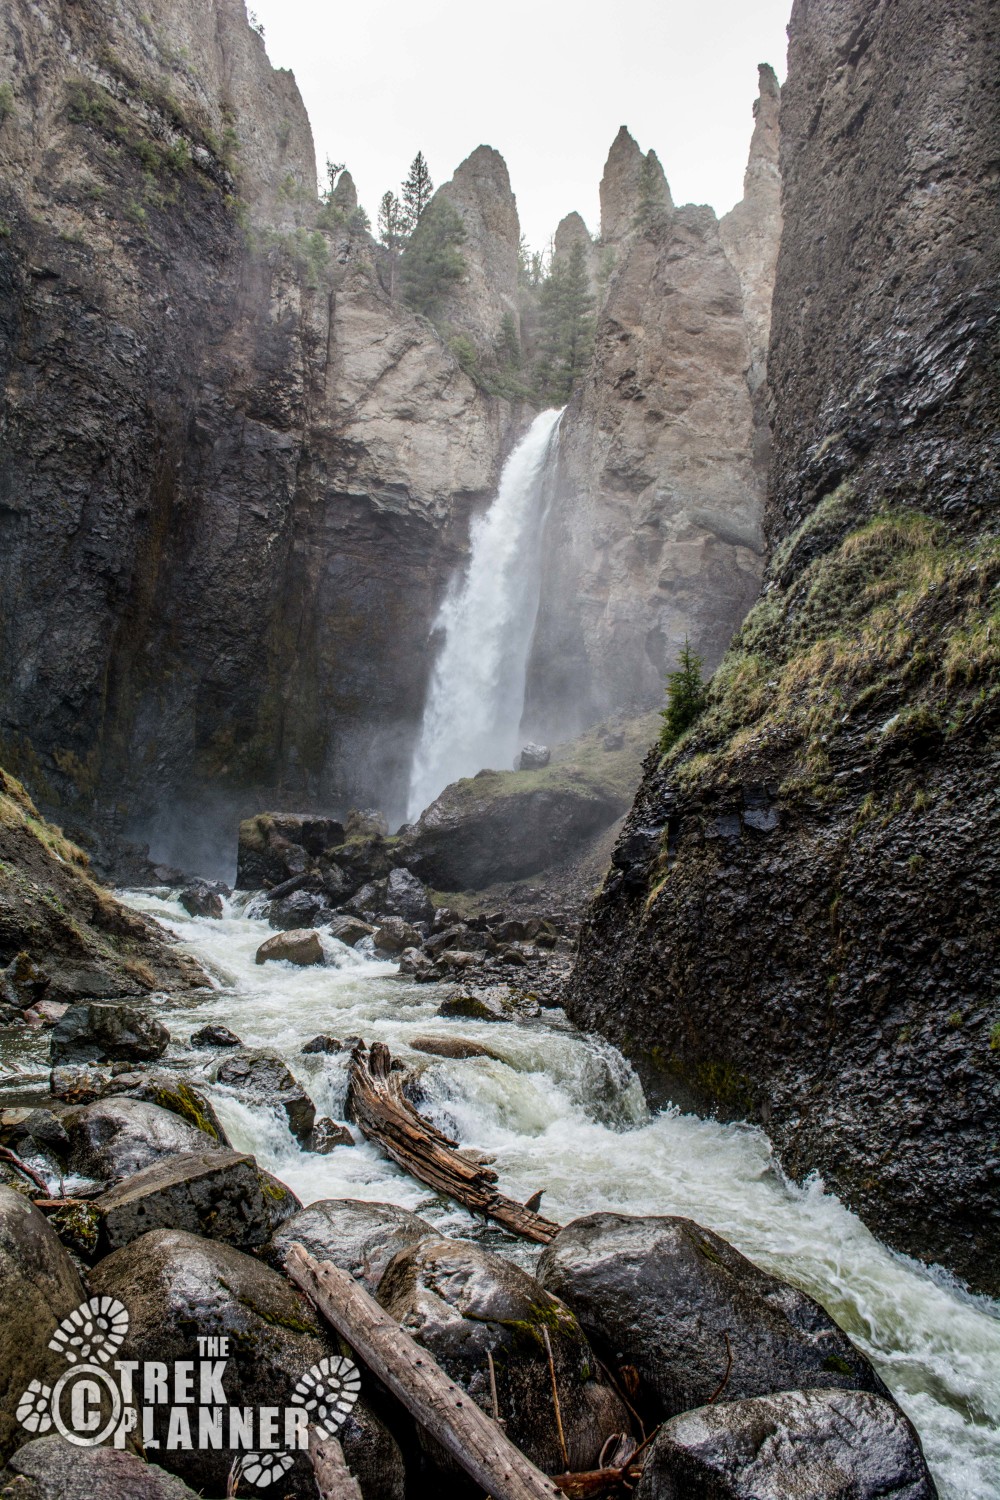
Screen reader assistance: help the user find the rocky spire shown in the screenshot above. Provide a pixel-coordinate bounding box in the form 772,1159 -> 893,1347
332,169 -> 358,213
720,64 -> 783,392
433,145 -> 521,356
599,126 -> 672,243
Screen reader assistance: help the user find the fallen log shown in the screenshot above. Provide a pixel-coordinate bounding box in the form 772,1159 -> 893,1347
287,1245 -> 563,1500
309,1429 -> 363,1500
346,1040 -> 561,1244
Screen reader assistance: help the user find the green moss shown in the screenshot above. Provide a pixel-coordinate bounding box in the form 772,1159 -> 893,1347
822,1354 -> 854,1376
989,1023 -> 1000,1052
151,1082 -> 221,1141
946,1011 -> 963,1029
0,84 -> 14,125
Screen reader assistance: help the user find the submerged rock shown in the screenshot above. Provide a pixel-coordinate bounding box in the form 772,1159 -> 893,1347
254,928 -> 324,966
263,1198 -> 434,1293
50,1002 -> 170,1065
377,1236 -> 630,1474
0,1187 -> 85,1463
634,1388 -> 936,1500
537,1214 -> 889,1419
214,1049 -> 316,1143
409,1035 -> 500,1060
4,1436 -> 200,1499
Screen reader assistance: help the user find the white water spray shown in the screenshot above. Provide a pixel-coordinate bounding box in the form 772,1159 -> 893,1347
406,408 -> 563,821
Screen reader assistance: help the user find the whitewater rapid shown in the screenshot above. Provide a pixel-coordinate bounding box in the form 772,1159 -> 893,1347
406,407 -> 563,820
6,891 -> 998,1496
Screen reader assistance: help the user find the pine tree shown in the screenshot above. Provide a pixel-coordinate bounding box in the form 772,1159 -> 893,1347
401,151 -> 433,234
532,240 -> 595,405
378,190 -> 405,297
659,638 -> 707,752
400,195 -> 465,318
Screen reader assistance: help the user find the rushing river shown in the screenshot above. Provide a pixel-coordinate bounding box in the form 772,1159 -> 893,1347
7,890 -> 998,1496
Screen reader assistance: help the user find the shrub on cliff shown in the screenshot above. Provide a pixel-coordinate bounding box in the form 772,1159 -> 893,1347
401,196 -> 466,319
659,639 -> 707,752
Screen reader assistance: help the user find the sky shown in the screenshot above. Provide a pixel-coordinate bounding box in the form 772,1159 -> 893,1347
248,0 -> 791,252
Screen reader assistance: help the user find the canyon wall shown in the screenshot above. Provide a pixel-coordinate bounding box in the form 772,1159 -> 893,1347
567,0 -> 1000,1294
523,75 -> 781,743
0,0 -> 513,868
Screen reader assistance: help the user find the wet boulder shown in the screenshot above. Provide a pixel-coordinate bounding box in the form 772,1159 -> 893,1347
1,952 -> 51,1012
178,884 -> 223,920
65,1097 -> 221,1181
0,1107 -> 70,1160
89,1229 -> 403,1499
267,889 -> 336,931
263,1198 -> 434,1293
409,1035 -> 500,1060
373,916 -> 422,955
536,1214 -> 889,1420
377,1236 -> 631,1473
382,868 -> 434,925
189,1022 -> 242,1049
235,812 -> 345,890
327,914 -> 376,946
342,880 -> 387,918
398,947 -> 435,979
517,742 -> 551,770
214,1049 -> 316,1143
307,1118 -> 355,1152
110,1071 -> 231,1146
254,928 -> 325,966
4,1436 -> 200,1498
50,1001 -> 169,1065
92,1149 -> 300,1253
301,1033 -> 343,1054
437,989 -> 515,1022
0,1187 -> 85,1463
633,1388 -> 937,1500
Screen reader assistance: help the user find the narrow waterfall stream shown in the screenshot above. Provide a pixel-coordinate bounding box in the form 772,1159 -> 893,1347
406,408 -> 563,821
18,890 -> 991,1499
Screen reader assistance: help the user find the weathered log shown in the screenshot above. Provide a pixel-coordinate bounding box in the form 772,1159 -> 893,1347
287,1245 -> 563,1500
346,1040 -> 561,1244
309,1429 -> 363,1500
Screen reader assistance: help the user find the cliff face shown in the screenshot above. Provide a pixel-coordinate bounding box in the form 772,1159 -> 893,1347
0,0 -> 508,868
524,91 -> 781,743
567,0 -> 1000,1295
433,145 -> 522,357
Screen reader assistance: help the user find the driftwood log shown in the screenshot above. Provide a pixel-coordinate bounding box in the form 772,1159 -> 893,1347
287,1246 -> 563,1500
308,1430 -> 363,1500
346,1040 -> 561,1243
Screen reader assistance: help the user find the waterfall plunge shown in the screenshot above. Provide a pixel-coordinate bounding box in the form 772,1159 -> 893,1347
406,408 -> 564,822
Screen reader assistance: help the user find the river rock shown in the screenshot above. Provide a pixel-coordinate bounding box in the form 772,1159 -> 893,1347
0,1108 -> 70,1159
236,813 -> 346,890
307,1118 -> 355,1152
0,1187 -> 85,1463
254,928 -> 325,966
536,1214 -> 888,1418
49,1002 -> 170,1065
178,884 -> 223,920
189,1023 -> 243,1048
517,742 -> 551,770
342,881 -> 386,918
3,1436 -> 201,1499
633,1388 -> 937,1500
214,1050 -> 316,1142
91,1149 -> 299,1253
111,1071 -> 231,1146
267,889 -> 336,931
373,916 -> 422,954
263,1199 -> 434,1293
65,1097 -> 222,1181
398,947 -> 435,979
409,1035 -> 500,1060
377,1236 -> 630,1473
382,868 -> 434,924
301,1033 -> 343,1054
327,914 -> 376,946
1,952 -> 51,1010
437,990 -> 513,1023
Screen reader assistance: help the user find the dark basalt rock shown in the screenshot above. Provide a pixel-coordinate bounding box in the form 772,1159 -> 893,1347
537,1214 -> 888,1420
50,1001 -> 170,1066
178,884 -> 223,920
263,1198 -> 434,1292
373,916 -> 422,955
377,1236 -> 631,1475
382,867 -> 434,924
307,1118 -> 355,1152
4,1436 -> 201,1499
634,1388 -> 937,1500
267,888 -> 336,931
189,1023 -> 243,1049
214,1049 -> 316,1143
65,1096 -> 223,1181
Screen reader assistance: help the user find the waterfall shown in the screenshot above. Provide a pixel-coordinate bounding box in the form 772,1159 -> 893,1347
406,408 -> 564,822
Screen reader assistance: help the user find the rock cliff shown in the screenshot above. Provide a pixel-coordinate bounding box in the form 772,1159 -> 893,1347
524,87 -> 781,744
567,0 -> 1000,1295
433,144 -> 522,358
0,0 -> 511,869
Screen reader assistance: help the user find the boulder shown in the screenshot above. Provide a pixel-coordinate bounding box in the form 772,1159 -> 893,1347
536,1214 -> 889,1419
307,1118 -> 355,1152
178,884 -> 223,920
437,990 -> 513,1023
91,1149 -> 299,1253
398,947 -> 435,979
21,1000 -> 69,1028
345,809 -> 389,840
517,742 -> 551,770
301,1034 -> 344,1054
633,1388 -> 936,1500
0,1108 -> 69,1159
189,1023 -> 242,1048
267,889 -> 336,931
49,1002 -> 169,1065
1,952 -> 50,1010
409,1035 -> 500,1060
89,1229 -> 403,1499
0,1187 -> 85,1463
214,1050 -> 316,1143
382,867 -> 434,925
235,813 -> 345,890
65,1097 -> 221,1181
327,914 -> 376,946
263,1199 -> 434,1293
342,881 -> 386,918
4,1436 -> 200,1499
254,928 -> 324,966
377,1236 -> 630,1473
373,917 -> 422,955
111,1071 -> 231,1146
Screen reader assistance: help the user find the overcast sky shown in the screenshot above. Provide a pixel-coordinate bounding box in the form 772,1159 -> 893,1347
249,0 -> 791,251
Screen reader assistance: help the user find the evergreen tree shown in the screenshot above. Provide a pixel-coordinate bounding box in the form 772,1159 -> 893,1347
401,151 -> 433,233
659,638 -> 707,752
400,195 -> 466,318
378,190 -> 405,297
634,152 -> 669,230
532,240 -> 595,404
495,311 -> 521,369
